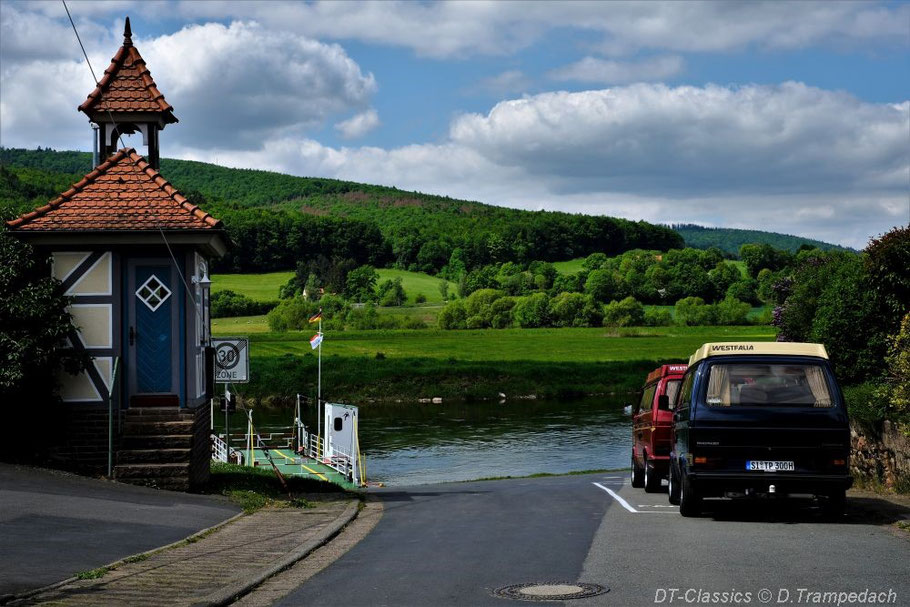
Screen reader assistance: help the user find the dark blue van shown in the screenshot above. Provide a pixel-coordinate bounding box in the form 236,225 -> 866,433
668,342 -> 852,517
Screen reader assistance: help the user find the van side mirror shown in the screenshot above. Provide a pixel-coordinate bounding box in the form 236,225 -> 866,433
657,394 -> 670,410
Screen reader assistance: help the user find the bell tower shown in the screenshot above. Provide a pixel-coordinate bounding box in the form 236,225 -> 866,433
79,17 -> 177,169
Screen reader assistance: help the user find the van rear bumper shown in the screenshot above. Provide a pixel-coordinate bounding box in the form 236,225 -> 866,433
688,472 -> 853,496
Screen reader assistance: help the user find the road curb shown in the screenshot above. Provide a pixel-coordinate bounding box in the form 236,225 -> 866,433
193,499 -> 361,607
0,510 -> 247,606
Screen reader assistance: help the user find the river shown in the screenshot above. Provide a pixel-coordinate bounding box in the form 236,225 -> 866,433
214,396 -> 631,486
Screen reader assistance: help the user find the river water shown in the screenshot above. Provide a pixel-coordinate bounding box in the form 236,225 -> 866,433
214,396 -> 631,486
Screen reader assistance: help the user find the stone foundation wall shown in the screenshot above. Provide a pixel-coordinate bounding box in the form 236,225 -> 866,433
850,420 -> 910,490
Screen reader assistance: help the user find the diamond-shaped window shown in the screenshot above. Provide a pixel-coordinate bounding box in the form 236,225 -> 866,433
136,274 -> 171,312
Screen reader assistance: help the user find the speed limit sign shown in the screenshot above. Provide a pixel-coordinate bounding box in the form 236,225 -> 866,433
212,337 -> 249,383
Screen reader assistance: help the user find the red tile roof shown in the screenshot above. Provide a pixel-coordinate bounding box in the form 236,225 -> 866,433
6,148 -> 221,232
78,18 -> 176,121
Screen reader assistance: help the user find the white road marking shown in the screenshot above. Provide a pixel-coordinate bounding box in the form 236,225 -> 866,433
593,483 -> 678,513
593,482 -> 638,512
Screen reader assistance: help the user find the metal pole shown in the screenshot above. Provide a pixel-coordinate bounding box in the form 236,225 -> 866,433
317,317 -> 322,459
224,384 -> 230,463
107,357 -> 119,478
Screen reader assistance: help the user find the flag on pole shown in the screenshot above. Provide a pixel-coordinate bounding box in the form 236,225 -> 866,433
308,310 -> 322,323
309,333 -> 323,349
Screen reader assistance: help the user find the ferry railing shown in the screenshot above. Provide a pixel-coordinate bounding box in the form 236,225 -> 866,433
211,433 -> 229,463
212,433 -> 244,464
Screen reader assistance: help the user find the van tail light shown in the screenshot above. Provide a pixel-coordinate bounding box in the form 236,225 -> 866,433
832,459 -> 846,466
694,456 -> 708,464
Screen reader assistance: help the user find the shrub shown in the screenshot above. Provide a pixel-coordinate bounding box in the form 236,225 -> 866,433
674,297 -> 716,326
643,308 -> 673,327
377,277 -> 407,306
726,279 -> 758,305
1,230 -> 88,414
438,299 -> 468,329
603,297 -> 645,327
875,312 -> 910,431
512,292 -> 550,328
211,290 -> 277,318
414,293 -> 427,304
714,296 -> 751,326
550,292 -> 600,327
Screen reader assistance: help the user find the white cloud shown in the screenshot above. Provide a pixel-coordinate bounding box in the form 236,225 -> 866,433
138,22 -> 376,149
549,56 -> 684,84
334,109 -> 380,139
173,1 -> 910,58
0,18 -> 377,151
170,82 -> 908,249
448,83 -> 909,196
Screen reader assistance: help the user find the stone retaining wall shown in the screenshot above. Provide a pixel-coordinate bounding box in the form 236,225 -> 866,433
850,420 -> 910,490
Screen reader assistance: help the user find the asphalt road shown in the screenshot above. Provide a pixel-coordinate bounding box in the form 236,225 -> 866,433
0,463 -> 240,597
280,473 -> 910,607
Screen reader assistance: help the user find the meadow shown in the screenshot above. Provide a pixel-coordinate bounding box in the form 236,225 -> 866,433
214,323 -> 777,404
212,269 -> 456,305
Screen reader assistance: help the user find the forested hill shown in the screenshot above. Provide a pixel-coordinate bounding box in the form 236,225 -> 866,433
1,147 -> 844,273
672,224 -> 851,254
1,147 -> 682,273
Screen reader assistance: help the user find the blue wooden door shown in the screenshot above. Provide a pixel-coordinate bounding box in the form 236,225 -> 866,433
133,265 -> 174,394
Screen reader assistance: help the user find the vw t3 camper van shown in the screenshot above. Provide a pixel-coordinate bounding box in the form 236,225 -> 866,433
668,342 -> 851,517
631,364 -> 687,492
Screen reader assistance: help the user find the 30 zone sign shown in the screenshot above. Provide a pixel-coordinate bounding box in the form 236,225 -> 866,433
212,338 -> 249,383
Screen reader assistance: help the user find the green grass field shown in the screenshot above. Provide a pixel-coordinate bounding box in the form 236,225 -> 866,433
213,269 -> 455,306
375,269 -> 456,304
216,323 -> 776,403
212,272 -> 292,301
553,258 -> 586,274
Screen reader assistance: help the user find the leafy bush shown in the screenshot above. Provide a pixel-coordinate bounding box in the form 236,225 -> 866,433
714,296 -> 751,326
345,265 -> 378,303
674,297 -> 716,326
512,292 -> 550,328
602,297 -> 645,327
211,290 -> 277,318
414,293 -> 427,304
643,308 -> 673,327
549,292 -> 600,328
438,299 -> 468,329
875,312 -> 910,432
377,277 -> 406,306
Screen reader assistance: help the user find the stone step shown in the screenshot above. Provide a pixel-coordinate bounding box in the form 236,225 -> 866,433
114,462 -> 190,479
123,420 -> 194,435
121,434 -> 194,449
117,448 -> 192,464
116,476 -> 191,491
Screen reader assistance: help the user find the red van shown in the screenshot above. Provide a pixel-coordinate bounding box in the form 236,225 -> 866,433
631,364 -> 687,492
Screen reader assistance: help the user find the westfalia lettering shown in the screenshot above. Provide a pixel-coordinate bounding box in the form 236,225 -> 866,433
710,345 -> 755,352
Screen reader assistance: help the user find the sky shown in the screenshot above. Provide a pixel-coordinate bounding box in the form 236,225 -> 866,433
1,1 -> 908,249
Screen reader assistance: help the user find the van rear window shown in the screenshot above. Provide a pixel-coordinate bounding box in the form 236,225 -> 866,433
665,380 -> 681,407
704,363 -> 833,408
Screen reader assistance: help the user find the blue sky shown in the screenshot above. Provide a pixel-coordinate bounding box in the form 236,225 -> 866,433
1,1 -> 908,248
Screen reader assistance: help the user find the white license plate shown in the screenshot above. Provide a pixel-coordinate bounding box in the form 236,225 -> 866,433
746,460 -> 795,472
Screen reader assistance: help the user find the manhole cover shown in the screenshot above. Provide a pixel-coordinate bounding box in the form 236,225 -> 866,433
493,582 -> 608,601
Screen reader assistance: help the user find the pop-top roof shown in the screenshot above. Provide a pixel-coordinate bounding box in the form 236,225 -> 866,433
6,148 -> 221,232
645,364 -> 688,385
689,342 -> 829,366
78,17 -> 176,122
